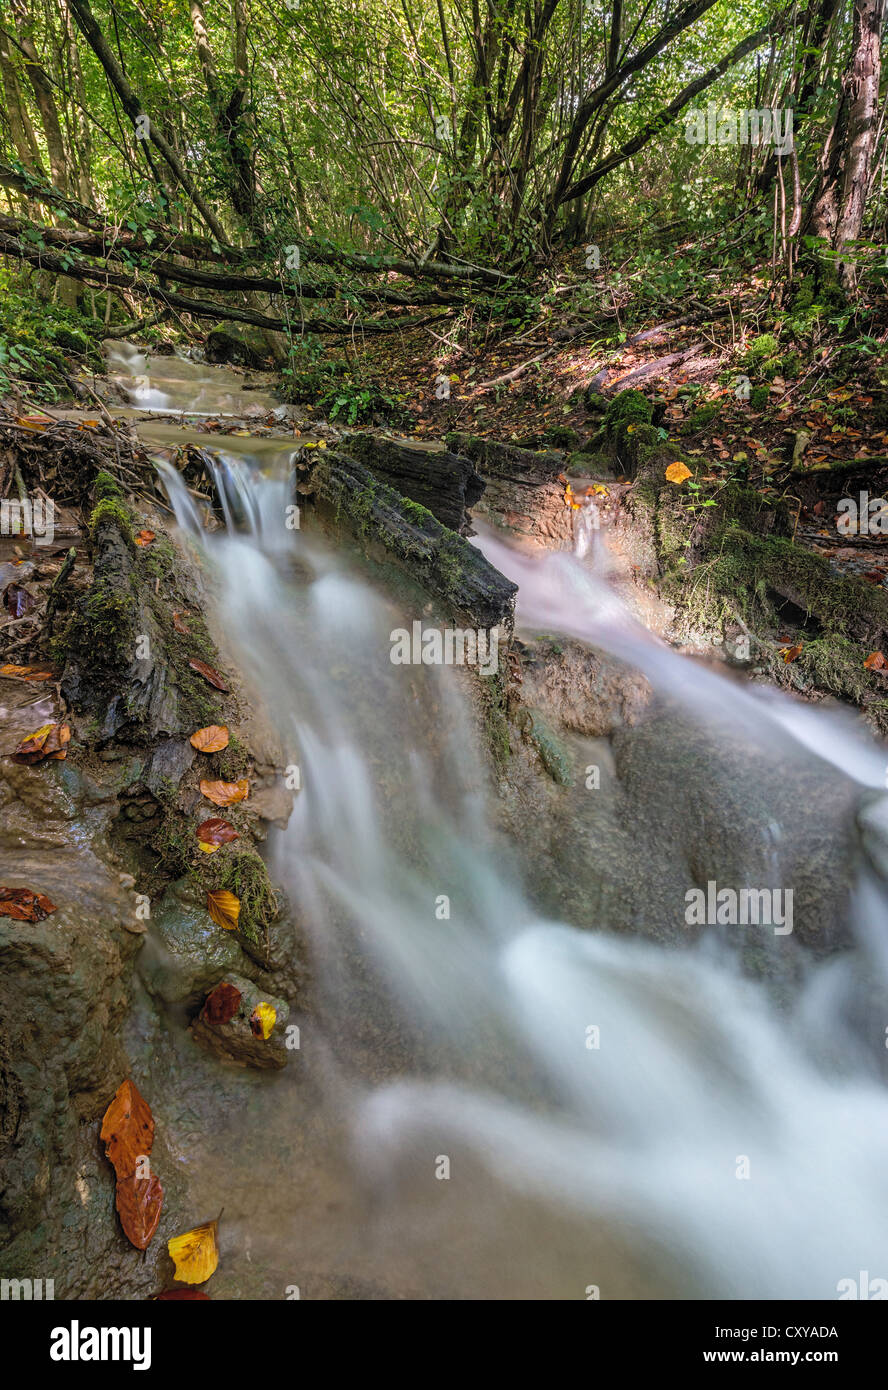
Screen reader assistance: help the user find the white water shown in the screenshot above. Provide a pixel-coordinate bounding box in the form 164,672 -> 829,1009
148,381 -> 888,1300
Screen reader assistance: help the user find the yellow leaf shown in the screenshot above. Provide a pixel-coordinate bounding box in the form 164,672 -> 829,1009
665,461 -> 692,484
207,889 -> 240,931
198,840 -> 221,854
167,1220 -> 219,1285
250,1002 -> 276,1040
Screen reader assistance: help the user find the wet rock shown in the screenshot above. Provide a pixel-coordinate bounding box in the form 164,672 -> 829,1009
447,433 -> 572,548
205,327 -> 268,371
138,877 -> 249,1008
189,972 -> 290,1069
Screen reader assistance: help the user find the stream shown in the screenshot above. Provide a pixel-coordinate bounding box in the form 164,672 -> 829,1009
105,344 -> 888,1300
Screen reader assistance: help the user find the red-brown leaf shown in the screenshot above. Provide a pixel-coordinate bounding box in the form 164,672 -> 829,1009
189,659 -> 229,692
0,886 -> 57,921
100,1079 -> 155,1180
195,817 -> 239,850
115,1174 -> 164,1250
201,982 -> 242,1026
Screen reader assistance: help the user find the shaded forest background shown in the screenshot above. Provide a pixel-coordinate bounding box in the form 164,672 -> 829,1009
0,0 -> 885,419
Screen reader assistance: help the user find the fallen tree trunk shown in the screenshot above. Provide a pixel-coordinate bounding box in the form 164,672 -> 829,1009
296,448 -> 517,630
0,229 -> 451,336
340,434 -> 484,534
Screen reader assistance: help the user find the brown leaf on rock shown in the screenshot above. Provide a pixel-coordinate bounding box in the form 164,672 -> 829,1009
201,982 -> 242,1025
189,659 -> 229,692
782,643 -> 803,665
196,817 -> 239,852
11,722 -> 70,765
134,529 -> 156,547
199,778 -> 248,807
0,886 -> 57,921
206,889 -> 240,931
115,1174 -> 164,1250
864,650 -> 886,670
173,611 -> 191,635
190,725 -> 229,753
100,1079 -> 155,1180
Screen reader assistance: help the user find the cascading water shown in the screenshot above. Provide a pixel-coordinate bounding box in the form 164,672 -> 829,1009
136,355 -> 888,1299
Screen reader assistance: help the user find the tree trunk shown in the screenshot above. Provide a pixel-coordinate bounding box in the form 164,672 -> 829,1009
809,0 -> 885,287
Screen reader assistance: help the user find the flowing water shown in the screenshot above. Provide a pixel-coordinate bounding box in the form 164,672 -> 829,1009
118,350 -> 888,1300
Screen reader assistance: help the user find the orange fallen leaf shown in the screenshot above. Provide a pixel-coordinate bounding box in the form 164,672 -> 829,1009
115,1174 -> 164,1250
11,722 -> 70,765
134,529 -> 156,546
14,413 -> 53,431
783,643 -> 803,664
100,1079 -> 155,1181
168,1219 -> 219,1285
172,611 -> 191,635
190,725 -> 229,753
0,664 -> 54,681
0,886 -> 57,921
864,651 -> 886,670
207,889 -> 240,931
200,778 -> 248,807
189,659 -> 229,692
665,461 -> 692,484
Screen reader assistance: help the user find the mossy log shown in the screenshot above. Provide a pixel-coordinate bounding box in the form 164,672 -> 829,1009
341,433 -> 485,535
296,448 -> 517,630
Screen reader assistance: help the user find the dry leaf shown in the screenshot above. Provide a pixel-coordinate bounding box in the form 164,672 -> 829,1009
134,530 -> 156,547
201,982 -> 242,1025
782,643 -> 803,664
0,663 -> 54,681
189,659 -> 229,692
11,722 -> 70,765
115,1174 -> 164,1250
250,1002 -> 276,1040
168,1220 -> 219,1285
100,1079 -> 155,1181
200,778 -> 248,807
173,611 -> 191,635
0,886 -> 57,921
196,817 -> 239,853
190,725 -> 230,753
207,889 -> 240,931
864,651 -> 886,670
665,462 -> 692,484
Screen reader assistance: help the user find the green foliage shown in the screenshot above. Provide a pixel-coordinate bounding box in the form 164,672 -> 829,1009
0,268 -> 103,399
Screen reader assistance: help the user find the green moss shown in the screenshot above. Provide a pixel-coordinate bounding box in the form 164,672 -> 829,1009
681,402 -> 720,434
745,333 -> 779,361
526,710 -> 572,785
93,470 -> 122,501
218,848 -> 278,945
89,497 -> 133,543
63,574 -> 137,666
750,384 -> 770,410
216,731 -> 250,781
